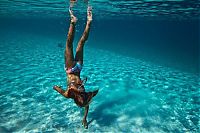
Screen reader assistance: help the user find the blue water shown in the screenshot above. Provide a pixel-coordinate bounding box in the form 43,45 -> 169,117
0,0 -> 200,133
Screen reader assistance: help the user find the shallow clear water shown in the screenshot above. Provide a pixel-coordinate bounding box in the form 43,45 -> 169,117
0,31 -> 199,132
0,0 -> 200,133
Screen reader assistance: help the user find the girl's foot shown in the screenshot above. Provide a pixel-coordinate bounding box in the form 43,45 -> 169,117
87,6 -> 92,22
69,7 -> 77,24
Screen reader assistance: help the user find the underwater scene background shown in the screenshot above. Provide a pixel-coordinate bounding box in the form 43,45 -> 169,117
0,0 -> 199,132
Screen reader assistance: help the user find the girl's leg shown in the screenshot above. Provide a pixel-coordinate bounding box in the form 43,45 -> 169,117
65,8 -> 77,68
75,7 -> 92,65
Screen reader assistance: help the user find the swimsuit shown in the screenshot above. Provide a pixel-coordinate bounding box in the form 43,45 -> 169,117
65,62 -> 82,74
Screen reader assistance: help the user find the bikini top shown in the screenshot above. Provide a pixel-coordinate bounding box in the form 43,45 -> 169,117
67,78 -> 89,107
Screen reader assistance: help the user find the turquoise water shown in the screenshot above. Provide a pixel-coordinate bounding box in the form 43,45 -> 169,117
0,0 -> 200,133
0,0 -> 199,19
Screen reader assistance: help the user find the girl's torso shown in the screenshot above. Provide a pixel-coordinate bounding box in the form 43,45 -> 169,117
67,74 -> 87,107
